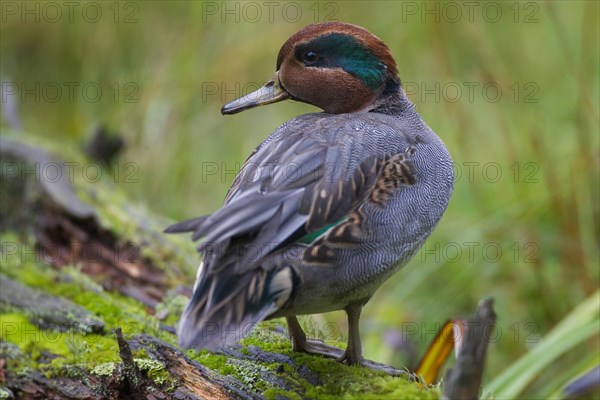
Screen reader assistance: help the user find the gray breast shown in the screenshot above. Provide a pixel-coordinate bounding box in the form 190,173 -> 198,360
274,111 -> 454,314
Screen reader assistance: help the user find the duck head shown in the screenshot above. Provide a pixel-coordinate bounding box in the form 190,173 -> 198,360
221,22 -> 401,115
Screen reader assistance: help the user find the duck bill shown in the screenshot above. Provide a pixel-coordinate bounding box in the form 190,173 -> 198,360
221,71 -> 290,115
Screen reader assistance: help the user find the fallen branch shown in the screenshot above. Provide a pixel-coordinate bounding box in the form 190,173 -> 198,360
442,298 -> 497,400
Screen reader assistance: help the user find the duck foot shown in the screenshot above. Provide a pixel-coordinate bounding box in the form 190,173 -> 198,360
360,360 -> 408,377
297,338 -> 346,359
290,334 -> 408,377
337,352 -> 410,376
286,315 -> 409,377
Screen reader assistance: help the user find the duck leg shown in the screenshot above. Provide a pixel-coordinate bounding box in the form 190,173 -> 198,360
286,309 -> 408,377
285,316 -> 344,358
336,302 -> 364,364
337,303 -> 408,377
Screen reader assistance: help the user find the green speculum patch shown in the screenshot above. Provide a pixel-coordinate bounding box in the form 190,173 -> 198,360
297,220 -> 342,244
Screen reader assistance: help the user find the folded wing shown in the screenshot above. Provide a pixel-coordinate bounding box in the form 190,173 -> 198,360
166,131 -> 399,349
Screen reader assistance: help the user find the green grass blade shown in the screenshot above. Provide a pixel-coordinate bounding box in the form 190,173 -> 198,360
485,291 -> 600,399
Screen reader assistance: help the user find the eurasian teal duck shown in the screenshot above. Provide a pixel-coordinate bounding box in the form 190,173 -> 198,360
166,22 -> 454,374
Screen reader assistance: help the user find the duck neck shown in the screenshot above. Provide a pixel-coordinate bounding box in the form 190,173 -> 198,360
368,77 -> 415,116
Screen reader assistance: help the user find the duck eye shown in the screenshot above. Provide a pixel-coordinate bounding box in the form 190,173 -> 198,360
302,51 -> 318,65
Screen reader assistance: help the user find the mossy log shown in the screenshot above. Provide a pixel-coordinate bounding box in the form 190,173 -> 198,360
0,133 -> 490,399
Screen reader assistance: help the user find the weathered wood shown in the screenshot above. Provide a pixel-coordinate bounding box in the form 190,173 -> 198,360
115,327 -> 144,400
442,298 -> 497,400
128,334 -> 263,400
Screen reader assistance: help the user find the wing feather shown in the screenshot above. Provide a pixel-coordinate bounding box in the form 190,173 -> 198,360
166,118 -> 416,350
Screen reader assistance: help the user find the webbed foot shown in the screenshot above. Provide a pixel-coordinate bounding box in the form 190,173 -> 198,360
286,315 -> 409,377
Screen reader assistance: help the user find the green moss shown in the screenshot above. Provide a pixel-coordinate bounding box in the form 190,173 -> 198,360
91,362 -> 116,377
0,387 -> 12,400
0,233 -> 56,288
0,232 -> 181,379
1,313 -> 71,365
0,312 -> 120,373
232,360 -> 272,392
188,351 -> 237,376
240,321 -> 294,353
282,348 -> 439,399
51,278 -> 179,348
134,358 -> 171,386
131,349 -> 178,390
0,310 -> 176,389
263,388 -> 303,400
184,322 -> 438,399
1,239 -> 438,399
1,234 -> 178,343
154,292 -> 188,327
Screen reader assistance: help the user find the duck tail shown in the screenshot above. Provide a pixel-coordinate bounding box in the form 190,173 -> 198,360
177,263 -> 294,350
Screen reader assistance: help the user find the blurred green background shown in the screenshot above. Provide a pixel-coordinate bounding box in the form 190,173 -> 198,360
1,1 -> 598,398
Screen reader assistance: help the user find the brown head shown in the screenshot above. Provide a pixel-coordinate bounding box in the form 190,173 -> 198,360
222,22 -> 400,115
